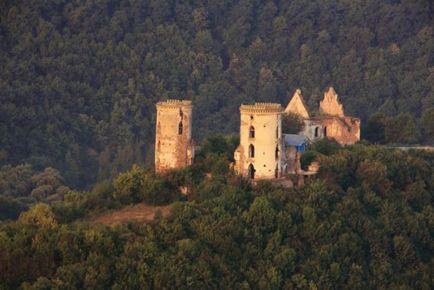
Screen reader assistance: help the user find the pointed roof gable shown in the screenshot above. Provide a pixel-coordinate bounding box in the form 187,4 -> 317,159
319,87 -> 344,117
284,89 -> 310,118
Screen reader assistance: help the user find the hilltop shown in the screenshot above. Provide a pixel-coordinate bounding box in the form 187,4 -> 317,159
0,140 -> 433,289
1,0 -> 433,189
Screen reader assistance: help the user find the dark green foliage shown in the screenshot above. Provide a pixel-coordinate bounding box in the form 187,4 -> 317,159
0,164 -> 70,219
300,151 -> 317,170
310,138 -> 341,155
282,112 -> 305,134
113,165 -> 180,205
0,0 -> 433,189
363,112 -> 387,144
421,108 -> 434,144
197,134 -> 239,161
0,196 -> 27,220
0,144 -> 432,289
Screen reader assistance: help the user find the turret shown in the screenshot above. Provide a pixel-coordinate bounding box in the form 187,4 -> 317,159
234,103 -> 284,179
155,100 -> 194,173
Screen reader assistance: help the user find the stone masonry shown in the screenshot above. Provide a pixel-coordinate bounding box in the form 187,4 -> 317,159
155,100 -> 194,173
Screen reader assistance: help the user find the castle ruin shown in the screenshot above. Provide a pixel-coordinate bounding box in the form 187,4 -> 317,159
154,87 -> 360,180
286,87 -> 360,145
155,100 -> 194,173
233,103 -> 284,179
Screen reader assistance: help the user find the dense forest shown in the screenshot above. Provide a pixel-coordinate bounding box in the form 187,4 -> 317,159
1,2 -> 433,287
0,139 -> 433,289
1,0 -> 434,190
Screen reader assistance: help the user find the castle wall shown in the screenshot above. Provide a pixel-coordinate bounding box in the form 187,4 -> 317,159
155,100 -> 194,173
234,103 -> 284,179
303,116 -> 360,145
319,87 -> 345,117
287,87 -> 361,145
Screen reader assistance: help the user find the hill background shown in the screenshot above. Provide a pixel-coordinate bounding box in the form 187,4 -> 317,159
1,0 -> 433,188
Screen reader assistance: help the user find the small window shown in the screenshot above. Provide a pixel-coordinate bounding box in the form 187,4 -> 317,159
250,115 -> 254,120
178,122 -> 183,135
324,126 -> 327,137
249,126 -> 255,138
249,144 -> 255,158
314,127 -> 319,137
248,164 -> 255,179
275,145 -> 279,160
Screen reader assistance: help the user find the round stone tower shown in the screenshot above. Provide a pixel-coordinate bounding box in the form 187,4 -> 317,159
155,100 -> 194,173
234,103 -> 284,179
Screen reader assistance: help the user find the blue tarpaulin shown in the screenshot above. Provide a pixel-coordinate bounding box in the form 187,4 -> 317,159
283,134 -> 308,152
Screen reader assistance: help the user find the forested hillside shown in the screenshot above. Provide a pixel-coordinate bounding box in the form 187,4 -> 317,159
0,141 -> 433,289
1,0 -> 434,189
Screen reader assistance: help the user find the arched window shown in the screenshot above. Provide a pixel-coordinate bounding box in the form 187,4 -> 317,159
314,127 -> 319,137
178,122 -> 183,135
249,144 -> 255,158
275,145 -> 279,160
249,126 -> 255,138
324,126 -> 327,137
248,164 -> 255,179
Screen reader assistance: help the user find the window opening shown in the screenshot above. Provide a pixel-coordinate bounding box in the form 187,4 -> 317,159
249,144 -> 255,158
178,122 -> 183,135
248,164 -> 255,179
249,126 -> 255,138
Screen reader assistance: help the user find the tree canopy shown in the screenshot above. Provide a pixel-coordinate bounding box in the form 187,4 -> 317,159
0,0 -> 433,189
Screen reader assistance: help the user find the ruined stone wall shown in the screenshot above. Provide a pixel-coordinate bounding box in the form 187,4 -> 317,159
284,89 -> 310,118
319,87 -> 345,117
311,116 -> 360,145
301,119 -> 325,141
155,100 -> 194,173
234,103 -> 284,179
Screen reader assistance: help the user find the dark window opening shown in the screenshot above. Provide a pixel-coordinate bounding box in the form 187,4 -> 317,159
324,126 -> 327,137
249,126 -> 255,138
314,127 -> 319,137
249,144 -> 255,158
178,122 -> 183,135
250,115 -> 254,120
275,146 -> 279,160
248,164 -> 255,179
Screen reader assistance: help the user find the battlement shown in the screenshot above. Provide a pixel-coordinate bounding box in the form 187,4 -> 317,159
156,99 -> 192,109
240,103 -> 283,114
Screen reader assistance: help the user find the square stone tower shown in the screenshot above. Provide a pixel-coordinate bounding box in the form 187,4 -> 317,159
155,100 -> 194,173
234,103 -> 284,179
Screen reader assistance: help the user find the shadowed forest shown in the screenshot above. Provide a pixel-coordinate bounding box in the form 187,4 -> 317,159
1,0 -> 434,189
0,1 -> 433,288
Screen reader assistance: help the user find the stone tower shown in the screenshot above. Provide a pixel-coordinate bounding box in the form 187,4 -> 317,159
234,103 -> 284,179
155,100 -> 194,173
